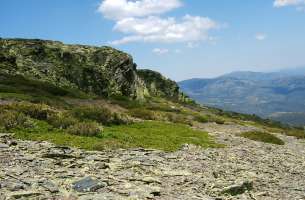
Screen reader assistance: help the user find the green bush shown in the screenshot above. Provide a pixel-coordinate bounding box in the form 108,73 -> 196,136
240,131 -> 284,145
111,112 -> 130,125
194,115 -> 209,123
47,112 -> 78,129
0,110 -> 31,130
166,113 -> 192,126
213,117 -> 225,125
8,102 -> 53,120
72,105 -> 112,124
67,122 -> 102,137
146,104 -> 181,113
128,108 -> 157,120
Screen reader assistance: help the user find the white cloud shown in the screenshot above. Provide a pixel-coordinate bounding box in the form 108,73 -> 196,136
152,48 -> 169,55
274,0 -> 305,7
187,42 -> 199,48
98,0 -> 182,20
296,5 -> 305,11
111,15 -> 218,45
175,49 -> 182,53
255,33 -> 267,41
98,0 -> 220,45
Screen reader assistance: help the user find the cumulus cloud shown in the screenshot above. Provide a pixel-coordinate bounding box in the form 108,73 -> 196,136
111,15 -> 218,45
98,0 -> 220,45
273,0 -> 305,7
255,33 -> 267,41
152,48 -> 169,55
98,0 -> 182,20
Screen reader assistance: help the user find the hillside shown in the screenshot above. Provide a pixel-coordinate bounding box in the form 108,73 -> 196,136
179,70 -> 305,126
0,39 -> 305,199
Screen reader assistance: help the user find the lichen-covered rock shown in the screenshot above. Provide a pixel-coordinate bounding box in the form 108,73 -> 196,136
0,38 -> 191,102
137,69 -> 191,102
0,38 -> 146,99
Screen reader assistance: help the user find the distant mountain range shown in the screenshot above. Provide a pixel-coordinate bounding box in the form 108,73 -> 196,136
179,67 -> 305,126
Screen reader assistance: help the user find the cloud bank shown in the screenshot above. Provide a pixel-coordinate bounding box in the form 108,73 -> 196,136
98,0 -> 182,20
98,0 -> 219,45
274,0 -> 305,7
255,33 -> 267,41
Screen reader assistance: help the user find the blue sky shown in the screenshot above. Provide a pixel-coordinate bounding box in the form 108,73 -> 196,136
1,0 -> 305,81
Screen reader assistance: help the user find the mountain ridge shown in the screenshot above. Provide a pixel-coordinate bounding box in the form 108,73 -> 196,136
179,69 -> 305,126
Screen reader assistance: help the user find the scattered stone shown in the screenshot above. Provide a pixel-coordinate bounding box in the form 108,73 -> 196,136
142,176 -> 161,184
42,146 -> 76,159
8,191 -> 42,198
0,143 -> 9,148
10,183 -> 25,191
40,181 -> 59,193
1,127 -> 305,199
222,180 -> 253,196
72,177 -> 107,192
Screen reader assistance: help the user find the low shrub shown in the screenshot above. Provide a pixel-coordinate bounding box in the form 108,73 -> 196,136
166,113 -> 193,126
240,131 -> 284,145
8,102 -> 53,120
194,115 -> 209,123
128,108 -> 157,120
194,114 -> 225,124
67,122 -> 102,137
0,110 -> 31,130
146,104 -> 181,113
213,117 -> 225,125
47,112 -> 79,129
72,105 -> 112,124
111,112 -> 130,125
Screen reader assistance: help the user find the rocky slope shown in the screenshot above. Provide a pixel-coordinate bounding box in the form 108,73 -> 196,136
1,122 -> 305,200
0,38 -> 185,101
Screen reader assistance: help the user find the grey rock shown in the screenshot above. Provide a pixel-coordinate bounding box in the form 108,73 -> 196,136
8,191 -> 42,198
222,180 -> 253,196
40,181 -> 59,193
72,177 -> 107,192
1,127 -> 305,199
42,146 -> 76,159
0,143 -> 9,148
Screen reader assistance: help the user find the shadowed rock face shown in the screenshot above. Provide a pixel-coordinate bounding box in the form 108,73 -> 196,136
0,38 -> 145,99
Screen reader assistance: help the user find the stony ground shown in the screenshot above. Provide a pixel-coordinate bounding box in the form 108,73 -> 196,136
0,123 -> 305,200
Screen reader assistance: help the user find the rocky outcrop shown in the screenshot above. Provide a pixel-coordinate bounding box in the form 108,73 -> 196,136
0,38 -> 191,102
0,38 -> 145,99
138,69 -> 191,102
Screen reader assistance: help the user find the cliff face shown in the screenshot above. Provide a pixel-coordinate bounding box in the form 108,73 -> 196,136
0,38 -> 146,99
0,38 -> 187,101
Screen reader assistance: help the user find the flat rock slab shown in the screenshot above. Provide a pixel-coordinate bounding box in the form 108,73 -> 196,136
0,143 -> 9,148
72,177 -> 107,192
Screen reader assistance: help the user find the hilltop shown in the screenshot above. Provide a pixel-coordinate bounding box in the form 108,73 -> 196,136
0,39 -> 305,199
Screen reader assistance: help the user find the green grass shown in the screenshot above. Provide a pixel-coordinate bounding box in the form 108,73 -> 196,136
13,121 -> 220,152
240,131 -> 285,145
285,128 -> 305,139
